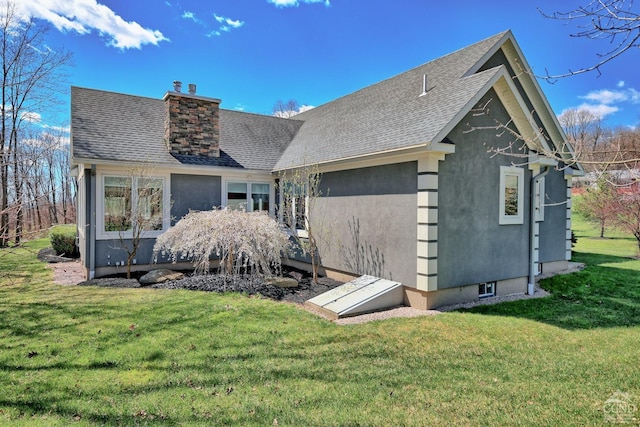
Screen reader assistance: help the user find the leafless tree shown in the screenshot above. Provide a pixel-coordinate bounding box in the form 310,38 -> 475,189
611,190 -> 640,255
107,165 -> 164,278
272,99 -> 301,118
0,1 -> 71,245
465,98 -> 640,172
278,164 -> 326,282
540,0 -> 640,80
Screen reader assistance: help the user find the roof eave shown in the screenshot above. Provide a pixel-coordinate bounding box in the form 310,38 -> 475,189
71,156 -> 271,175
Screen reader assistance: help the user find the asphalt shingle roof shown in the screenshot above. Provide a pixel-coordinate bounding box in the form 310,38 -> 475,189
71,88 -> 303,170
273,31 -> 508,170
72,31 -> 513,172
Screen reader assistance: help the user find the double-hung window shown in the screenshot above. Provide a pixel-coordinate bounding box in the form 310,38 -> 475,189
225,181 -> 271,213
499,166 -> 524,225
101,175 -> 167,237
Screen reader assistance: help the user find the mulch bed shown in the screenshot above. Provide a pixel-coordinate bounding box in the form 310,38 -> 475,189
152,268 -> 342,304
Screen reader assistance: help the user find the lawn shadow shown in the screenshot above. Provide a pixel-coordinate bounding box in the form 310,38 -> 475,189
458,251 -> 640,330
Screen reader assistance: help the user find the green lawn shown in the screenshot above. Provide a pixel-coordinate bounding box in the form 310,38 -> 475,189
1,215 -> 639,426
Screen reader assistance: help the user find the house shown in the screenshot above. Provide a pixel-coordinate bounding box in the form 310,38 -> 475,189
71,30 -> 583,309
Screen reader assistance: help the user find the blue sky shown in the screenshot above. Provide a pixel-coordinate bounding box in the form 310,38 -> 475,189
17,0 -> 640,131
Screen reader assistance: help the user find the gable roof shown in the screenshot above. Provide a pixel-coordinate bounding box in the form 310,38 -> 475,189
72,30 -> 577,174
273,31 -> 510,170
71,87 -> 303,171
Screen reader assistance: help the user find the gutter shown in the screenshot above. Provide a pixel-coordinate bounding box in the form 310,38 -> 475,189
528,166 -> 550,295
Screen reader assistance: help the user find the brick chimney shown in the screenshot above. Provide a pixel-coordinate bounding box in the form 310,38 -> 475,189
163,82 -> 221,158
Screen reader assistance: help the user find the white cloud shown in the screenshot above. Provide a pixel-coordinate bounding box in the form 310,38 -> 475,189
580,89 -> 628,104
24,132 -> 70,150
571,103 -> 619,119
209,14 -> 244,36
268,0 -> 330,7
563,85 -> 640,124
17,0 -> 168,50
214,14 -> 244,30
43,124 -> 71,134
21,111 -> 42,123
182,11 -> 201,24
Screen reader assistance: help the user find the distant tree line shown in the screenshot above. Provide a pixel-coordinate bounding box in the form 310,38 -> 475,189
563,109 -> 640,254
0,1 -> 73,247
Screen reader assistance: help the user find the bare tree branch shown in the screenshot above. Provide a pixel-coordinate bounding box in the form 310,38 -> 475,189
539,0 -> 640,80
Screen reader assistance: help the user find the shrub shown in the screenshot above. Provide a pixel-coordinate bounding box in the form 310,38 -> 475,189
49,225 -> 79,258
153,208 -> 291,276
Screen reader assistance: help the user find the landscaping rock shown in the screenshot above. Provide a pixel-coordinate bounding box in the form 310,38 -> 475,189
140,269 -> 185,285
37,247 -> 74,263
78,278 -> 141,288
266,277 -> 299,288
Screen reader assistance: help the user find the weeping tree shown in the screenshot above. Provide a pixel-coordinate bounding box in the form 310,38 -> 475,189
153,208 -> 291,276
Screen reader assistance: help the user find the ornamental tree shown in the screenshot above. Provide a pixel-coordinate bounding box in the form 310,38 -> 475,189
153,208 -> 291,276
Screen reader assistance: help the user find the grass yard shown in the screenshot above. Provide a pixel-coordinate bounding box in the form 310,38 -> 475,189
1,214 -> 639,426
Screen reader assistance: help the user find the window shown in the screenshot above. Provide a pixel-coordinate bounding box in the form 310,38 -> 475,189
499,166 -> 524,225
251,183 -> 270,212
137,178 -> 164,231
104,177 -> 132,231
227,182 -> 248,211
101,175 -> 166,236
278,181 -> 308,237
479,282 -> 496,298
225,181 -> 271,212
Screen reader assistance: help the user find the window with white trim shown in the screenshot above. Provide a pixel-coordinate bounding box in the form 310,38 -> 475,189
277,181 -> 309,238
101,175 -> 167,237
225,181 -> 271,212
499,166 -> 524,225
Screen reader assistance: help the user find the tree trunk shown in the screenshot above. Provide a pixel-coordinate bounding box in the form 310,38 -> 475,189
0,164 -> 8,246
11,130 -> 22,244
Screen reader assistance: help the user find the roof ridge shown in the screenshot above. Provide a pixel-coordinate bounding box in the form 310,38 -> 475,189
294,30 -> 510,119
71,85 -> 163,103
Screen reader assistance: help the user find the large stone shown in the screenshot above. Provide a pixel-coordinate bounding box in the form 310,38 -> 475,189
266,277 -> 299,288
140,269 -> 185,285
37,247 -> 74,263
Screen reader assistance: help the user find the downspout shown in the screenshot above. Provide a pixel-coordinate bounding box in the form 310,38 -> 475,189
528,166 -> 550,295
89,164 -> 96,279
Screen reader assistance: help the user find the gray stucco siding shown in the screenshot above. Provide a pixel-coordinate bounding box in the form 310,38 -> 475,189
437,90 -> 531,288
95,238 -> 163,269
312,162 -> 418,286
538,167 -> 569,263
171,174 -> 222,224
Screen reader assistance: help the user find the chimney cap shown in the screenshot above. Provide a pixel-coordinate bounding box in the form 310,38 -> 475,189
173,80 -> 182,92
188,83 -> 196,95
